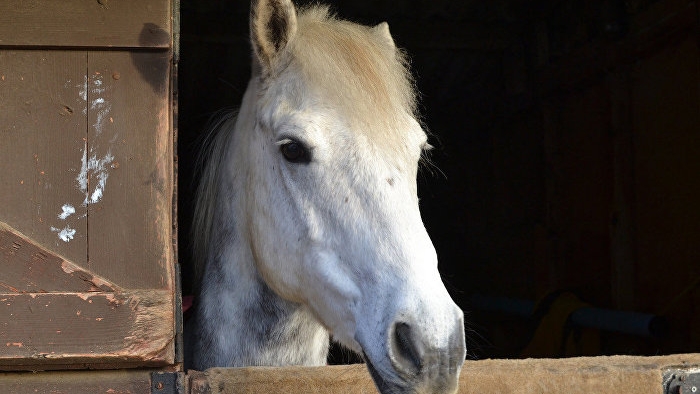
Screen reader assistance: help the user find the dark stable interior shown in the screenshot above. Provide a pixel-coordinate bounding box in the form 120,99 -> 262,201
178,0 -> 700,361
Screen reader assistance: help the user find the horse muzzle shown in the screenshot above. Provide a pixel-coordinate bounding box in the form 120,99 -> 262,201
362,311 -> 466,394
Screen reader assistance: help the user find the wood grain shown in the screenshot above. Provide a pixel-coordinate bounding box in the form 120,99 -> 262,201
0,369 -> 152,393
0,0 -> 171,49
0,50 -> 88,268
0,49 -> 176,290
0,222 -> 118,293
0,0 -> 176,371
85,50 -> 174,290
0,290 -> 174,369
191,354 -> 700,394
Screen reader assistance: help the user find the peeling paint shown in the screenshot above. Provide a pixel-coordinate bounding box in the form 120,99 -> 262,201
59,261 -> 120,292
76,293 -> 92,301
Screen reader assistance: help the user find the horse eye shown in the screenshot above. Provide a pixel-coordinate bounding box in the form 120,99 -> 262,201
280,141 -> 309,163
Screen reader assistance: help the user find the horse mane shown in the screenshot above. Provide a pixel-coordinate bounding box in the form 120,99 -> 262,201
191,110 -> 237,292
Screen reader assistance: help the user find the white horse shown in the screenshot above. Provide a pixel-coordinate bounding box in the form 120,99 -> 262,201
185,1 -> 466,393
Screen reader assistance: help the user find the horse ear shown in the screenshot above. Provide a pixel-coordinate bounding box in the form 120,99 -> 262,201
250,0 -> 298,71
372,22 -> 395,49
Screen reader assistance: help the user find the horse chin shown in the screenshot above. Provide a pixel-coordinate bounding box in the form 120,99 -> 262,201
364,354 -> 460,394
364,353 -> 414,394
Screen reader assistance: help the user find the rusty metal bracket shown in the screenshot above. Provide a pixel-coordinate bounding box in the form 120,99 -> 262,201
664,368 -> 700,394
151,371 -> 185,394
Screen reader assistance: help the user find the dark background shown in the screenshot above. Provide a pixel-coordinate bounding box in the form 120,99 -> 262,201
178,0 -> 700,360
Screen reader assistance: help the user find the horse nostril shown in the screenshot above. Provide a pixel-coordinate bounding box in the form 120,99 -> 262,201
390,322 -> 424,375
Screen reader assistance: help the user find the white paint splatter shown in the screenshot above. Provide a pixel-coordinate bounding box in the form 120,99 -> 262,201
51,226 -> 76,242
78,75 -> 88,102
58,204 -> 75,220
51,71 -> 118,240
77,142 -> 89,192
92,104 -> 112,136
89,75 -> 112,137
76,141 -> 114,205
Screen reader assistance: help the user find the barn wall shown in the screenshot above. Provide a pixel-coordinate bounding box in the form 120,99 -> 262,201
0,0 -> 177,370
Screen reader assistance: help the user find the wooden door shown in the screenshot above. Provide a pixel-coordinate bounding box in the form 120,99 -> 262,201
0,0 -> 177,370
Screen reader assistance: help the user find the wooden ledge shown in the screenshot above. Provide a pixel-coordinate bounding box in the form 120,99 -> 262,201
189,354 -> 700,394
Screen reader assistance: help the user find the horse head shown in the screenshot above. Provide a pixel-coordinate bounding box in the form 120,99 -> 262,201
239,1 -> 466,392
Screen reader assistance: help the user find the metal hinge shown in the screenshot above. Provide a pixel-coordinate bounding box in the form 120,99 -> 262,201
151,371 -> 186,394
664,368 -> 700,394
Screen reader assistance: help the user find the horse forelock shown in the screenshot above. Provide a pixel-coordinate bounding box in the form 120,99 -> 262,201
287,6 -> 419,154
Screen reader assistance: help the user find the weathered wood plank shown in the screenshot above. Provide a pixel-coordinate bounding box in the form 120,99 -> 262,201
191,354 -> 700,394
0,1 -> 177,371
0,52 -> 177,290
85,50 -> 174,290
190,365 -> 378,394
0,50 -> 88,268
0,369 -> 153,393
0,222 -> 118,293
0,49 -> 177,369
0,0 -> 171,49
0,290 -> 174,369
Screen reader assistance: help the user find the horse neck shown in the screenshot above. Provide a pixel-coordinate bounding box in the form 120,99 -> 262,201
196,227 -> 329,368
191,78 -> 329,369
